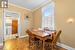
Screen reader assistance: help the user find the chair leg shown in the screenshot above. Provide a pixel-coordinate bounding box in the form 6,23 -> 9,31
51,44 -> 55,50
51,45 -> 54,50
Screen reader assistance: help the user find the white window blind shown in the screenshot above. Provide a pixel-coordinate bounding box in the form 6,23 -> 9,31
42,2 -> 55,30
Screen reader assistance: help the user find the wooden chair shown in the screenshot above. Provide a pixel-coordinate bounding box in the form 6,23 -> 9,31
26,30 -> 35,50
26,30 -> 41,50
45,30 -> 62,50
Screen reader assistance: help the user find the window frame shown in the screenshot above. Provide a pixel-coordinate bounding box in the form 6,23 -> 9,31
41,1 -> 55,30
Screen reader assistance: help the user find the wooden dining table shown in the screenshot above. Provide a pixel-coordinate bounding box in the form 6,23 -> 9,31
26,28 -> 55,50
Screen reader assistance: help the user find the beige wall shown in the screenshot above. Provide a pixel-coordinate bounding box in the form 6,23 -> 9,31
0,4 -> 33,36
0,8 -> 3,43
0,8 -> 3,34
33,0 -> 75,48
33,8 -> 42,28
8,5 -> 33,35
55,0 -> 75,48
0,0 -> 75,48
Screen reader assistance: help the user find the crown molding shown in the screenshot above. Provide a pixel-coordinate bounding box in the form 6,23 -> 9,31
8,3 -> 32,11
8,0 -> 53,12
32,0 -> 52,12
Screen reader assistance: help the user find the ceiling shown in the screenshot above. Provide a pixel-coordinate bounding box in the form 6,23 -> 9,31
9,0 -> 51,10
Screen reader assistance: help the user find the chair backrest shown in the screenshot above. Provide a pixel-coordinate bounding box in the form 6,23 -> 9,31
26,29 -> 35,37
52,30 -> 62,44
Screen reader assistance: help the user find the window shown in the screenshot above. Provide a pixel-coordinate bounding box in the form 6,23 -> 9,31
42,2 -> 55,30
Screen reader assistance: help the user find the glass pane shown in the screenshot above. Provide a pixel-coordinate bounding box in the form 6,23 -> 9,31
42,2 -> 55,30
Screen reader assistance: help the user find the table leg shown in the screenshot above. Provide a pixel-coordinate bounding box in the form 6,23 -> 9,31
29,36 -> 31,50
43,40 -> 45,50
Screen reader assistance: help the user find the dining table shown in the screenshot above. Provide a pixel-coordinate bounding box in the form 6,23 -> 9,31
26,28 -> 55,50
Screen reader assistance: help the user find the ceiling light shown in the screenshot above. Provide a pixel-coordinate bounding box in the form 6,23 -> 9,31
1,0 -> 8,8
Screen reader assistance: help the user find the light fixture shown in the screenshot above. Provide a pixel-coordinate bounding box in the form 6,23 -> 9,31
67,18 -> 74,23
0,0 -> 8,8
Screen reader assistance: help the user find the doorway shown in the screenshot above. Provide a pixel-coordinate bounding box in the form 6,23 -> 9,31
4,10 -> 21,40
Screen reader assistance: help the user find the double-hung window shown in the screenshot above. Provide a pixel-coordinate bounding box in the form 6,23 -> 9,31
42,2 -> 55,30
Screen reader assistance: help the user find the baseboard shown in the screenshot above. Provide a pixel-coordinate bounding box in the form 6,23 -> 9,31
19,35 -> 28,38
57,43 -> 75,50
19,35 -> 75,50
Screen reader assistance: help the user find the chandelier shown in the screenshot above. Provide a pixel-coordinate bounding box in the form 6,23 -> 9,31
0,0 -> 8,8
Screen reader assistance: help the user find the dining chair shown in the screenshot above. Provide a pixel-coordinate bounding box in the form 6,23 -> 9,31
26,30 -> 42,50
45,30 -> 62,50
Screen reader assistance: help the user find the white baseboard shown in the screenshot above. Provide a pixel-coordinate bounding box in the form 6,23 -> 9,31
3,35 -> 75,50
4,35 -> 29,40
57,43 -> 75,50
19,35 -> 28,38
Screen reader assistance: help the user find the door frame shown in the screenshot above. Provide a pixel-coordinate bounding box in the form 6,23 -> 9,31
3,9 -> 22,40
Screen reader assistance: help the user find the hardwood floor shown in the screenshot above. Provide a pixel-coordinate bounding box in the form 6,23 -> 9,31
4,37 -> 67,50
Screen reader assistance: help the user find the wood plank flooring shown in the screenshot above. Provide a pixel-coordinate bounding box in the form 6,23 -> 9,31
3,37 -> 67,50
